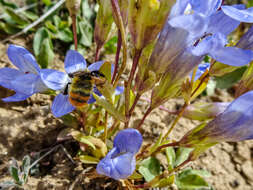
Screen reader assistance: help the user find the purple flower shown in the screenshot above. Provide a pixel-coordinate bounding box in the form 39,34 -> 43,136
189,62 -> 210,81
169,1 -> 253,67
40,50 -> 123,117
179,91 -> 253,147
0,45 -> 48,102
96,129 -> 142,180
221,5 -> 253,23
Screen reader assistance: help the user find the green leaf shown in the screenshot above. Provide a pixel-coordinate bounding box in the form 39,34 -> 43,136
55,28 -> 73,42
42,0 -> 51,6
149,134 -> 163,155
175,147 -> 193,167
0,21 -> 19,34
33,27 -> 50,56
156,175 -> 175,188
215,67 -> 247,89
45,21 -> 58,33
0,0 -> 17,9
21,11 -> 38,21
5,8 -> 29,26
37,37 -> 54,68
129,171 -> 143,180
53,15 -> 61,28
93,93 -> 125,122
181,169 -> 211,178
21,155 -> 31,183
71,131 -> 96,150
176,169 -> 210,190
104,36 -> 118,54
79,155 -> 99,164
166,147 -> 176,170
99,61 -> 112,82
78,19 -> 93,47
138,157 -> 161,182
82,0 -> 94,21
9,166 -> 21,185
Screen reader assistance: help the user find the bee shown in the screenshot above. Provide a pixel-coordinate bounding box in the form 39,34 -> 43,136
65,70 -> 106,108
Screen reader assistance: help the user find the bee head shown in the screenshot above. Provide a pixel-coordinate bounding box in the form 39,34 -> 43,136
91,71 -> 106,86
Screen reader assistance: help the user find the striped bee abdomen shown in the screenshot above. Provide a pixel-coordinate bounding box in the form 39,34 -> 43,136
69,73 -> 94,108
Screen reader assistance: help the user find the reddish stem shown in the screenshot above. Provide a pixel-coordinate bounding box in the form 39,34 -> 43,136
71,15 -> 78,50
95,46 -> 101,62
128,93 -> 141,117
135,106 -> 153,130
112,30 -> 122,84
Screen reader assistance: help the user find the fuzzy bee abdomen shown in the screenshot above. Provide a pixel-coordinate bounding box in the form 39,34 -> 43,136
69,75 -> 93,108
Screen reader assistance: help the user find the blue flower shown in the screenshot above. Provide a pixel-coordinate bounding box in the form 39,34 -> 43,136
189,62 -> 210,81
40,50 -> 123,117
221,5 -> 253,23
0,45 -> 48,102
96,128 -> 143,180
169,1 -> 253,67
179,91 -> 253,147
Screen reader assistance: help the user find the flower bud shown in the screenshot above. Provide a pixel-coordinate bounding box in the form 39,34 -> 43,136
94,0 -> 114,50
178,91 -> 253,148
128,0 -> 175,50
183,102 -> 229,121
66,0 -> 81,16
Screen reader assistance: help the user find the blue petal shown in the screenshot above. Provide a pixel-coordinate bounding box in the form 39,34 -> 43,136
115,86 -> 124,95
190,0 -> 222,16
191,33 -> 227,56
236,25 -> 253,50
113,129 -> 143,154
87,61 -> 104,72
210,47 -> 253,67
96,147 -> 136,180
192,33 -> 253,66
169,13 -> 208,41
64,50 -> 87,74
10,73 -> 39,95
34,78 -> 48,93
7,44 -> 40,74
40,69 -> 69,91
51,94 -> 75,117
207,8 -> 241,36
87,94 -> 96,104
0,68 -> 23,90
222,6 -> 253,23
2,93 -> 30,102
170,0 -> 189,17
190,63 -> 210,81
201,91 -> 253,142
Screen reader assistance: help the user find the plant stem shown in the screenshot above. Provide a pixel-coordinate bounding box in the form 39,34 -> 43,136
112,30 -> 122,84
125,49 -> 142,128
95,46 -> 101,62
128,93 -> 141,117
71,15 -> 78,50
135,106 -> 153,130
103,112 -> 108,143
162,103 -> 188,141
110,0 -> 127,88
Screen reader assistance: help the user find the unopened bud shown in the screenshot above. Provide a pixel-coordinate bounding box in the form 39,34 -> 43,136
66,0 -> 81,16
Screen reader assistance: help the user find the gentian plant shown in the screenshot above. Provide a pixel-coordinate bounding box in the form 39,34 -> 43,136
2,0 -> 253,189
